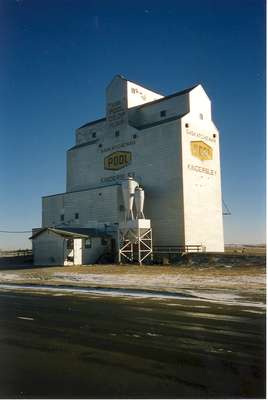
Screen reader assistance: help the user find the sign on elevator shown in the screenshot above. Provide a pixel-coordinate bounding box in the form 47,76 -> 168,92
104,151 -> 132,170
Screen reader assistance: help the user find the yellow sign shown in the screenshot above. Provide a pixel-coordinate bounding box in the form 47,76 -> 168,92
191,141 -> 213,161
104,151 -> 132,170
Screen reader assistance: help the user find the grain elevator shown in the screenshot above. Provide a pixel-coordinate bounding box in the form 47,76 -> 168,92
31,75 -> 224,265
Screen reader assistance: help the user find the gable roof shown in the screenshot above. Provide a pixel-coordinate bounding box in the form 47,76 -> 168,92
76,83 -> 199,131
131,113 -> 188,131
30,227 -> 111,240
134,84 -> 199,111
78,117 -> 106,130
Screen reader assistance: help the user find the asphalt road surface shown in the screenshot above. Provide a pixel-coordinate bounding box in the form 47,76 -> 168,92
0,290 -> 265,398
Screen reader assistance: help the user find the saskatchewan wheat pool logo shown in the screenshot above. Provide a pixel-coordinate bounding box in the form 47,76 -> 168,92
191,141 -> 213,161
104,151 -> 132,170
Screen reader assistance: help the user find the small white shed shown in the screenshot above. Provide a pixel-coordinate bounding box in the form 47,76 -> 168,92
30,227 -> 111,266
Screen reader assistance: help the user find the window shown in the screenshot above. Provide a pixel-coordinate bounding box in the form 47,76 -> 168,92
119,205 -> 124,212
92,132 -> 96,138
75,212 -> 79,219
98,143 -> 102,148
133,134 -> 137,139
60,214 -> 64,221
85,238 -> 92,249
185,123 -> 189,128
101,238 -> 108,246
199,113 -> 203,120
115,130 -> 120,137
213,133 -> 216,138
160,110 -> 166,118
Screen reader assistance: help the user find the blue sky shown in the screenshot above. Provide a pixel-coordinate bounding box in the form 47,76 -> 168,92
0,0 -> 265,249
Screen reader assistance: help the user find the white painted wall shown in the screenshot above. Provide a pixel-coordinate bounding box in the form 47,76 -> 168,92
127,80 -> 163,108
189,85 -> 211,121
33,231 -> 64,266
180,87 -> 224,251
64,119 -> 184,245
43,185 -> 119,228
74,238 -> 82,265
82,237 -> 111,264
128,93 -> 189,128
75,120 -> 106,146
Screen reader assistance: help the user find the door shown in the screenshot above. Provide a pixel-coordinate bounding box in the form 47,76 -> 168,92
64,238 -> 74,265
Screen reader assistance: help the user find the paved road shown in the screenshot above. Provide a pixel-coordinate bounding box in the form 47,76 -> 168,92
0,290 -> 265,398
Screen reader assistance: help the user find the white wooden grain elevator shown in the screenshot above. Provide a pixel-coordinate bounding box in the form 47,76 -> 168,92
31,75 -> 224,265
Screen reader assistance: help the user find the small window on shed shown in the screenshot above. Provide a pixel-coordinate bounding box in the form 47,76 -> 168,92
92,132 -> 96,138
160,110 -> 166,118
101,238 -> 108,246
85,238 -> 92,249
75,212 -> 79,220
60,214 -> 64,221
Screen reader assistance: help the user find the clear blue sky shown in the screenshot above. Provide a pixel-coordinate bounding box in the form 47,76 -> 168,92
0,0 -> 265,249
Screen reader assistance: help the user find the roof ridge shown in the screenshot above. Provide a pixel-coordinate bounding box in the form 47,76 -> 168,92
77,83 -> 200,130
134,84 -> 199,110
78,117 -> 106,130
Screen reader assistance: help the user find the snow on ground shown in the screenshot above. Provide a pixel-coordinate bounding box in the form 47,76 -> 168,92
0,283 -> 265,309
51,271 -> 265,289
0,266 -> 265,309
0,273 -> 23,281
0,268 -> 265,291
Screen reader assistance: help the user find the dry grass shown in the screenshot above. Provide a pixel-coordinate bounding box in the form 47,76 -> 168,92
225,245 -> 266,255
0,263 -> 265,291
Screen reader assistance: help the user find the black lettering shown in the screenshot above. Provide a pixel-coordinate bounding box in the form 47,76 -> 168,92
119,154 -> 124,165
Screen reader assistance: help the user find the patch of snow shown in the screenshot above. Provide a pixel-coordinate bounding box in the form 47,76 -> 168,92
51,271 -> 265,289
242,309 -> 264,314
0,273 -> 23,281
0,283 -> 265,309
146,333 -> 160,337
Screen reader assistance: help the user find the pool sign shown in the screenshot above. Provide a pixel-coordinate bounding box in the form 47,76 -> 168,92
191,141 -> 213,161
104,151 -> 132,170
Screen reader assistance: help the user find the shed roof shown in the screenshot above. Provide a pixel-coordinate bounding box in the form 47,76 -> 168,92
30,227 -> 111,240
